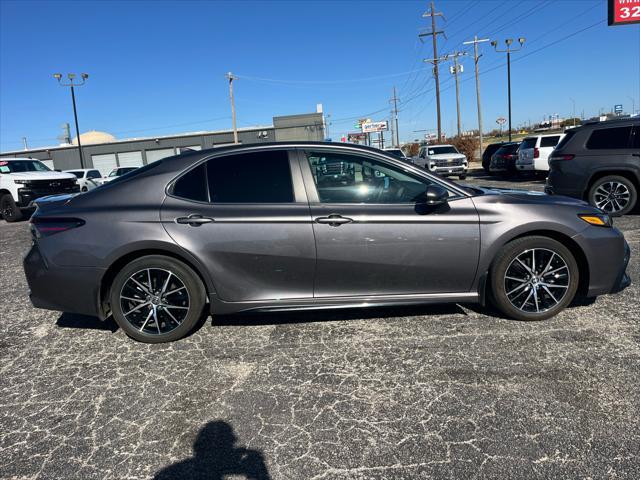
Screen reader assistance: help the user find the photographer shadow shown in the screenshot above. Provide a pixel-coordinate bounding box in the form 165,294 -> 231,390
154,421 -> 270,480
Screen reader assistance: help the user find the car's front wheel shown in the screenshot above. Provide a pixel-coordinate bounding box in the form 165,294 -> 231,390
0,194 -> 23,222
588,175 -> 637,216
109,255 -> 207,343
490,236 -> 579,321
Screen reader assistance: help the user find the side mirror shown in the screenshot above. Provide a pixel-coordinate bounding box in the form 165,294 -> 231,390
419,184 -> 449,206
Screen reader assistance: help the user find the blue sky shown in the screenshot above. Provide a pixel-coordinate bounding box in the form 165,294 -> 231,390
1,0 -> 639,150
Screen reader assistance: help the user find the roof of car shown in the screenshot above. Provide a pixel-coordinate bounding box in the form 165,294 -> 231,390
582,116 -> 639,127
1,157 -> 41,161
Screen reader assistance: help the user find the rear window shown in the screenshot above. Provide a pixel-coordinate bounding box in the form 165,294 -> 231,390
521,138 -> 537,149
540,136 -> 561,148
586,126 -> 632,150
555,130 -> 576,150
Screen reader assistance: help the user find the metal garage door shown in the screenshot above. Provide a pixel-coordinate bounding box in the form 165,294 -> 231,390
146,148 -> 175,163
91,154 -> 117,176
117,151 -> 144,168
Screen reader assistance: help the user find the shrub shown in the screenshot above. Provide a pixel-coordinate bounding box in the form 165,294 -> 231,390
448,135 -> 480,162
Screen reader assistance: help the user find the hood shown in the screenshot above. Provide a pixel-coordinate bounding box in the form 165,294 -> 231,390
479,186 -> 590,207
428,153 -> 466,160
5,171 -> 77,181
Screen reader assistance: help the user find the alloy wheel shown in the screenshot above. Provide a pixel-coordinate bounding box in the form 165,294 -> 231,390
119,268 -> 190,335
593,181 -> 631,213
503,248 -> 570,314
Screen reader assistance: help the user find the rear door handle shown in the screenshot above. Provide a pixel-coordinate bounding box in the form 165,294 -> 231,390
175,214 -> 215,226
315,214 -> 353,226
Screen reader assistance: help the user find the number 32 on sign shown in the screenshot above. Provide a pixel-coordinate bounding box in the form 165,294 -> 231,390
608,0 -> 640,26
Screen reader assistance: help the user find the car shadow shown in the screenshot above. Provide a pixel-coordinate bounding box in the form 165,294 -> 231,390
213,303 -> 468,327
56,312 -> 119,332
153,420 -> 270,480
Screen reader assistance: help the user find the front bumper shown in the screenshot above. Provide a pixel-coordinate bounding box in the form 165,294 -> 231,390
24,242 -> 105,317
17,186 -> 80,209
428,165 -> 468,176
572,227 -> 631,297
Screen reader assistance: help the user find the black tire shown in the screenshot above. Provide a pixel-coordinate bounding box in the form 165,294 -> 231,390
588,175 -> 637,217
109,255 -> 207,343
0,194 -> 23,222
459,174 -> 467,180
81,186 -> 88,192
489,236 -> 579,321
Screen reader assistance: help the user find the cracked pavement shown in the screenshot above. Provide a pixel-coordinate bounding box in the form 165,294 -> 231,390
0,174 -> 639,479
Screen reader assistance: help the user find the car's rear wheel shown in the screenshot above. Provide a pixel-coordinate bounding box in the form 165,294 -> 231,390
0,194 -> 23,222
588,175 -> 637,216
109,255 -> 207,343
490,236 -> 579,321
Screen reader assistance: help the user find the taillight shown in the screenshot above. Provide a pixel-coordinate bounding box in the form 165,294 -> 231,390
533,147 -> 540,158
30,217 -> 85,238
550,154 -> 575,161
505,154 -> 514,160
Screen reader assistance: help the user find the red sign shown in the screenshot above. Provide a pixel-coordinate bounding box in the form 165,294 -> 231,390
609,0 -> 640,26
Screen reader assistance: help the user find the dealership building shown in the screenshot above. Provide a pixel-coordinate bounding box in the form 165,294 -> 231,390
0,112 -> 325,174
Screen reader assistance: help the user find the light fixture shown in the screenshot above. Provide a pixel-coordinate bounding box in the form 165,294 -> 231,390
81,73 -> 89,80
53,73 -> 62,80
518,37 -> 526,45
67,73 -> 76,80
505,38 -> 513,46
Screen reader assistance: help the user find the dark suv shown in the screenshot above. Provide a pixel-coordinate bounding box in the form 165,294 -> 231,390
545,118 -> 640,216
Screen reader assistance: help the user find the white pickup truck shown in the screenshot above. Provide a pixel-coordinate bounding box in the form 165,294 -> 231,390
0,158 -> 79,222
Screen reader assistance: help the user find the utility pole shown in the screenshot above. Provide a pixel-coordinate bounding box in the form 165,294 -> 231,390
226,72 -> 239,144
570,98 -> 576,127
390,86 -> 400,146
463,35 -> 489,158
443,51 -> 467,137
491,38 -> 525,142
53,73 -> 88,168
420,1 -> 445,141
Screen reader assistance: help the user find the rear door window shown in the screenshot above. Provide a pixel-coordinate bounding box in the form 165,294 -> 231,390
207,150 -> 294,203
540,136 -> 561,148
586,126 -> 632,149
521,138 -> 537,149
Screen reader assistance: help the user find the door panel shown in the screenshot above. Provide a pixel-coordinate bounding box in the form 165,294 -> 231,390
310,200 -> 480,296
161,201 -> 315,302
298,148 -> 480,297
160,149 -> 315,303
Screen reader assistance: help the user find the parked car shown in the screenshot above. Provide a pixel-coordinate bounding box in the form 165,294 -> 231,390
489,142 -> 521,175
65,168 -> 102,192
97,166 -> 139,185
516,133 -> 565,174
414,144 -> 468,179
545,117 -> 639,216
24,142 -> 630,343
482,142 -> 505,173
383,147 -> 412,162
0,158 -> 79,222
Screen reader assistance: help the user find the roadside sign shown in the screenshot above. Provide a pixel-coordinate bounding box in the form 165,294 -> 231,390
496,117 -> 507,125
361,121 -> 388,133
608,0 -> 640,26
614,104 -> 623,113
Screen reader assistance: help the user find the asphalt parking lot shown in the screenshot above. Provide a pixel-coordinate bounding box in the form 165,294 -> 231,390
1,172 -> 639,479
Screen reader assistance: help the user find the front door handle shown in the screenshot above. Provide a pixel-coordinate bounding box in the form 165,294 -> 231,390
315,214 -> 353,226
175,214 -> 215,226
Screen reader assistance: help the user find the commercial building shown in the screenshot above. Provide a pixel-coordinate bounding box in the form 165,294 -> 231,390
0,112 -> 325,174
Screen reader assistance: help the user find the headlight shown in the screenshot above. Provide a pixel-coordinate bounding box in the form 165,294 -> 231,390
578,213 -> 612,227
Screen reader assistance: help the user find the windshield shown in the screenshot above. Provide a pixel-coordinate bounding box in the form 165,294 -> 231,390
385,149 -> 404,157
0,159 -> 51,173
428,146 -> 458,155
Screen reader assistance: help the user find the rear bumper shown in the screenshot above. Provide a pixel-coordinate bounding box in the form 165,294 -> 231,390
24,242 -> 105,317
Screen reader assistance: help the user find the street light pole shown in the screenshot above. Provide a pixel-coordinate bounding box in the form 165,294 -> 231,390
491,38 -> 525,142
54,73 -> 88,169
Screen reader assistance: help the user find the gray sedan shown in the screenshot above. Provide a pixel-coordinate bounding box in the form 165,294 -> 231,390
24,142 -> 630,342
